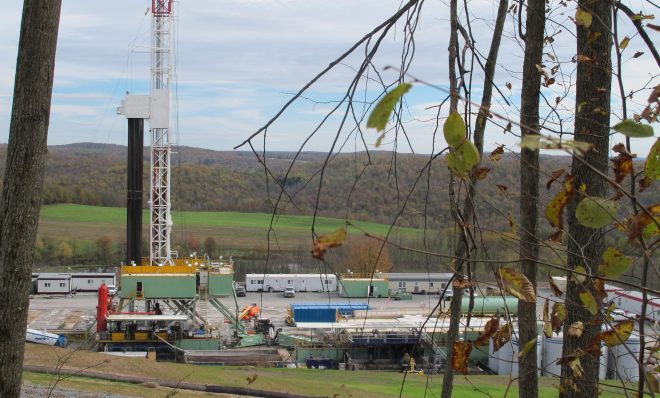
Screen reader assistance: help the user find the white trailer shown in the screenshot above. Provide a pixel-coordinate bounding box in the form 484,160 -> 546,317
606,285 -> 660,322
36,273 -> 72,294
245,274 -> 337,292
70,273 -> 116,292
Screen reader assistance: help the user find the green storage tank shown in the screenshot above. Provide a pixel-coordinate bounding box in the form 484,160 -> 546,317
460,296 -> 518,316
341,279 -> 389,298
120,274 -> 196,299
208,273 -> 234,296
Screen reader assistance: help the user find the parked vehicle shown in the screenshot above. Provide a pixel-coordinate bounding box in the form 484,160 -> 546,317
236,285 -> 246,297
107,284 -> 118,295
284,287 -> 296,298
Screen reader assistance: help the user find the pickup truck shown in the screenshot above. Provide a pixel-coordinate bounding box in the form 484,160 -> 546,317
284,287 -> 295,298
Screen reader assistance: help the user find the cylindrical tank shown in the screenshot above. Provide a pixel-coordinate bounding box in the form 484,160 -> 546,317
497,339 -> 516,375
510,337 -> 542,376
488,337 -> 500,373
611,333 -> 640,382
460,296 -> 519,316
543,333 -> 609,379
542,334 -> 563,377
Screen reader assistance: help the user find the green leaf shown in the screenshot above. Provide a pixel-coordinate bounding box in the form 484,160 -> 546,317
645,138 -> 660,180
612,119 -> 655,138
366,83 -> 412,132
579,290 -> 599,315
443,111 -> 466,147
575,197 -> 617,228
575,9 -> 593,28
446,140 -> 480,179
599,246 -> 632,277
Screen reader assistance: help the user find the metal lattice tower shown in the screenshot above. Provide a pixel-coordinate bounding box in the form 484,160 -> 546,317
150,0 -> 174,265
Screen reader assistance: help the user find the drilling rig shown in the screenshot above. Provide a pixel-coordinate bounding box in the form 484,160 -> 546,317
95,1 -> 242,356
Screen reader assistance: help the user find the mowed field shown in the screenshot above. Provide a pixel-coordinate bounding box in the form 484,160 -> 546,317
22,345 -> 629,398
38,204 -> 420,250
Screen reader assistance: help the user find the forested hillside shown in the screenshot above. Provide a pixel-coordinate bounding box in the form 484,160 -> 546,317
1,143 -> 657,288
5,142 -> 653,233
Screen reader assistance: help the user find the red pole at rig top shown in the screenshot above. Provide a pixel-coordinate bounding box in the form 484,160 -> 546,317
96,284 -> 108,332
152,0 -> 172,15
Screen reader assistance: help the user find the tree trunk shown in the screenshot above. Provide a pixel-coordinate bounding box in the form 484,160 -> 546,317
440,1 -> 508,396
0,2 -> 62,397
518,0 -> 545,396
559,0 -> 612,397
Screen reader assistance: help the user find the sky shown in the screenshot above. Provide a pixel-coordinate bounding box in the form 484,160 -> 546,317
0,0 -> 657,155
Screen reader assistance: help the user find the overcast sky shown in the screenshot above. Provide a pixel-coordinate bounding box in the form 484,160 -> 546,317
0,0 -> 656,155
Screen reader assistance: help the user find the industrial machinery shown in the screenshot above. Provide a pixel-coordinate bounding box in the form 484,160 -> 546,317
94,1 -> 242,357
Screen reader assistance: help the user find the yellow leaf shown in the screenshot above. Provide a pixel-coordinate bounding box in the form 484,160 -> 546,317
573,265 -> 587,284
493,323 -> 513,353
518,337 -> 538,359
579,290 -> 599,315
543,299 -> 553,338
451,341 -> 472,374
551,302 -> 567,333
546,175 -> 575,231
473,318 -> 499,347
311,228 -> 347,261
619,36 -> 630,50
596,320 -> 634,347
569,357 -> 584,378
497,267 -> 536,302
575,9 -> 593,28
568,321 -> 584,337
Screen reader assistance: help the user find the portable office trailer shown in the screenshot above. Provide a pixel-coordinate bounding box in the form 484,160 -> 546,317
36,273 -> 72,294
383,273 -> 453,294
245,274 -> 337,292
340,278 -> 389,298
606,286 -> 660,322
70,273 -> 116,292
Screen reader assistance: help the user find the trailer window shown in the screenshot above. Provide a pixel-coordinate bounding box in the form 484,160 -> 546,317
60,282 -> 65,287
45,283 -> 51,287
398,282 -> 406,288
430,282 -> 434,287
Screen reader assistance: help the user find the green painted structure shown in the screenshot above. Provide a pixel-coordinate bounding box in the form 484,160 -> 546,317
458,296 -> 519,316
119,274 -> 196,299
341,279 -> 390,298
175,338 -> 222,350
208,273 -> 234,296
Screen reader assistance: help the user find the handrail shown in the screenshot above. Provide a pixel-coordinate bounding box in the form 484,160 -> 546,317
340,273 -> 388,280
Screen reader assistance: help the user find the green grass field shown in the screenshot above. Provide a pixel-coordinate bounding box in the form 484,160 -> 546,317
22,368 -> 629,398
23,345 -> 631,398
38,204 -> 421,250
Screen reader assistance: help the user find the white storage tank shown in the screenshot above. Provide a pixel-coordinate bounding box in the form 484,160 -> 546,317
510,337 -> 542,376
610,333 -> 640,382
542,333 -> 608,380
488,337 -> 499,373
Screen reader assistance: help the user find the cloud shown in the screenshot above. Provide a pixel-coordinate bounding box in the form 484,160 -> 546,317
0,0 -> 655,157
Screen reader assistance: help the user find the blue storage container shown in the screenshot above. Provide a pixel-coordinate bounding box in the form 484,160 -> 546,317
290,303 -> 368,317
293,307 -> 338,323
